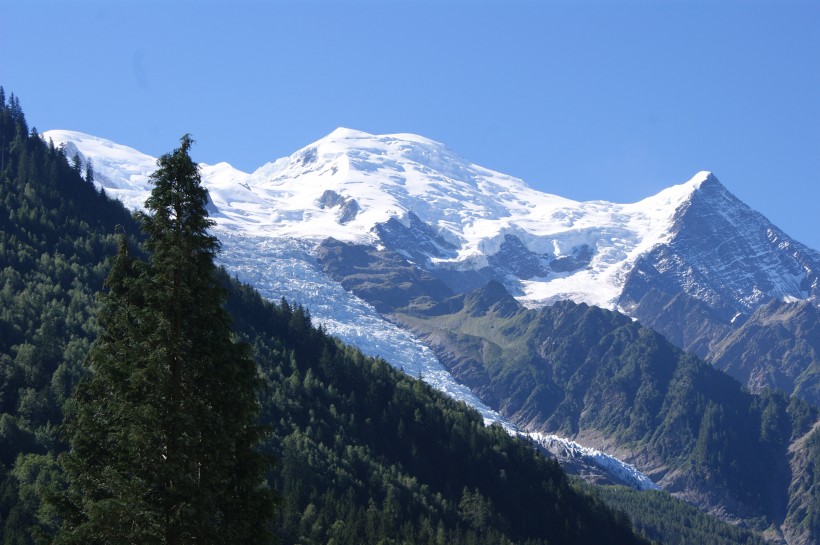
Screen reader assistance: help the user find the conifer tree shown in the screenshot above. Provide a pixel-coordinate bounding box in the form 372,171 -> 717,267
84,159 -> 94,185
56,233 -> 162,544
56,136 -> 274,544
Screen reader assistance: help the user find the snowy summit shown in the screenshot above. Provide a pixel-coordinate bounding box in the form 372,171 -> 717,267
44,128 -> 716,310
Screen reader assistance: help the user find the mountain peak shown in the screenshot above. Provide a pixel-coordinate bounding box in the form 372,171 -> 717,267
325,127 -> 374,140
316,127 -> 445,149
688,170 -> 730,197
691,170 -> 717,187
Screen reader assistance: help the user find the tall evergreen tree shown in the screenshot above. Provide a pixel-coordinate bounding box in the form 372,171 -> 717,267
84,159 -> 94,185
56,233 -> 162,544
56,136 -> 274,544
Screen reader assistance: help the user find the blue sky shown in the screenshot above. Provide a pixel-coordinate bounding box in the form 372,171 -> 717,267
4,1 -> 820,249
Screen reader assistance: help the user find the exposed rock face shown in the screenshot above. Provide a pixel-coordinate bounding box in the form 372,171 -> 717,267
315,237 -> 453,312
710,301 -> 820,406
784,424 -> 820,545
317,189 -> 362,224
487,234 -> 550,279
549,244 -> 593,273
623,177 -> 819,314
318,189 -> 346,209
620,176 -> 820,404
373,211 -> 457,264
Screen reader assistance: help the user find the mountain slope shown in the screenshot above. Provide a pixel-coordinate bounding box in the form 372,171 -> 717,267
388,281 -> 818,539
709,300 -> 820,406
229,281 -> 652,545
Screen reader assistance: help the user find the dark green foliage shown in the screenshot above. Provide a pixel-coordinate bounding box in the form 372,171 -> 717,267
394,284 -> 818,527
583,484 -> 768,545
784,424 -> 820,545
0,89 -> 139,542
224,280 -> 648,545
56,136 -> 275,544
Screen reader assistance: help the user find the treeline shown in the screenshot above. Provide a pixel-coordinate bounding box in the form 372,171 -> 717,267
580,484 -> 768,545
0,90 -> 650,544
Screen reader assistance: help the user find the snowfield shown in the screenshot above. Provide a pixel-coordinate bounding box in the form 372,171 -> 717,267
46,128 -> 714,310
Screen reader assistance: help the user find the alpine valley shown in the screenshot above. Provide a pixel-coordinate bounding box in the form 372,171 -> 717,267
36,126 -> 820,544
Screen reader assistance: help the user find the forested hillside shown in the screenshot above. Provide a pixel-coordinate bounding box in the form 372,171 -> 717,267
0,89 -> 141,543
391,279 -> 820,540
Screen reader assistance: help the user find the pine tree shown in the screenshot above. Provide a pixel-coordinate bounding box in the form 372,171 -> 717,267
56,136 -> 275,544
56,233 -> 163,545
84,159 -> 94,185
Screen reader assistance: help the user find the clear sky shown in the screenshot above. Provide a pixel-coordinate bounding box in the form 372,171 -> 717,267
3,1 -> 819,249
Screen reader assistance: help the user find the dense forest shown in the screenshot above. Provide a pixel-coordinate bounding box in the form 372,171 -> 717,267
390,279 -> 820,536
586,484 -> 769,545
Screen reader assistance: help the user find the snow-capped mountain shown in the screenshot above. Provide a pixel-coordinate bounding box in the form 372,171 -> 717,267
45,128 -> 820,399
52,127 -> 815,310
46,127 -> 677,489
48,126 -> 820,314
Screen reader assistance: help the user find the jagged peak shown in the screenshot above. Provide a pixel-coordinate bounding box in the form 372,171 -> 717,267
673,170 -> 751,217
691,170 -> 717,187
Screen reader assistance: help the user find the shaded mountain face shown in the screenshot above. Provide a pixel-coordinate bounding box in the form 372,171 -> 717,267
389,281 -> 818,539
618,176 -> 820,403
623,176 -> 820,318
709,300 -> 820,406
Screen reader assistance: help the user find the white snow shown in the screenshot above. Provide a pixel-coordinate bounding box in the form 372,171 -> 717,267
43,128 -> 711,312
44,130 -> 157,212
